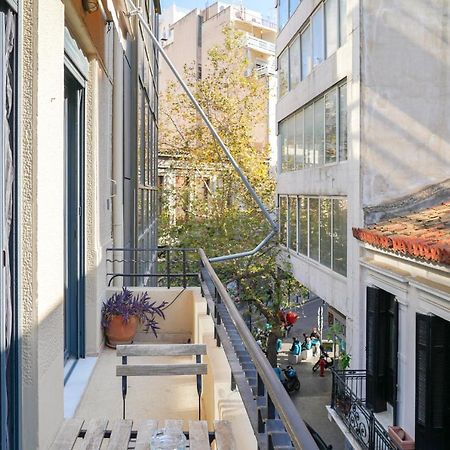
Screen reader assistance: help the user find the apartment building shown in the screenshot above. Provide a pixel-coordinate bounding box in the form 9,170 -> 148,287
275,1 -> 449,449
158,1 -> 278,200
0,1 -> 160,448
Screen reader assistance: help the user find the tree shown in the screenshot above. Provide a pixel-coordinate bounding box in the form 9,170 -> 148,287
159,28 -> 305,366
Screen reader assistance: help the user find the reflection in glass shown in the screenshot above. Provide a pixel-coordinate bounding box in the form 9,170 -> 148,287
312,6 -> 324,67
320,198 -> 332,268
304,105 -> 314,166
289,36 -> 301,90
278,49 -> 289,98
279,196 -> 288,247
295,111 -> 304,169
326,0 -> 338,57
325,89 -> 337,164
333,198 -> 347,275
314,98 -> 324,165
289,197 -> 297,251
299,197 -> 308,255
287,118 -> 295,170
301,25 -> 312,78
339,84 -> 348,160
309,198 -> 319,261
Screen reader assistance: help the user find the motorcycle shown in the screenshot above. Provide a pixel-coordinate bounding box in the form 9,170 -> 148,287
281,365 -> 300,394
312,345 -> 334,373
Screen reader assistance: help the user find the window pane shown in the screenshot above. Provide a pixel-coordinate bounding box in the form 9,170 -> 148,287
289,36 -> 301,90
279,0 -> 289,30
333,198 -> 347,276
339,0 -> 347,45
289,197 -> 297,251
312,6 -> 324,67
325,88 -> 337,163
314,98 -> 324,165
279,196 -> 288,246
278,49 -> 289,97
309,198 -> 319,261
320,198 -> 332,268
279,121 -> 288,171
287,117 -> 295,170
304,104 -> 314,166
295,111 -> 304,169
301,26 -> 312,79
339,83 -> 348,160
290,0 -> 300,16
299,197 -> 308,255
326,0 -> 338,57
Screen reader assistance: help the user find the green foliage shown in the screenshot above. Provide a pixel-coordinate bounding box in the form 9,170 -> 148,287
338,351 -> 352,370
159,28 -> 306,365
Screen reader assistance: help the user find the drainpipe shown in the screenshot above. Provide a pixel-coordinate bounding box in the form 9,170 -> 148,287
126,0 -> 278,262
112,32 -> 124,281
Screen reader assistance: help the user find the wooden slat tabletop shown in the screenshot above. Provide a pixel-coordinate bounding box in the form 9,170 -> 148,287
50,418 -> 235,449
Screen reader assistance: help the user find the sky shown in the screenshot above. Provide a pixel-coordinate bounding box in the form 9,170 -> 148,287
160,0 -> 277,20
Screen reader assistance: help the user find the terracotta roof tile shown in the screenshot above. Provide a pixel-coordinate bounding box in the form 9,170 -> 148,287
353,201 -> 450,265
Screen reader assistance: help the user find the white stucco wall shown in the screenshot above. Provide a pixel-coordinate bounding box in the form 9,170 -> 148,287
360,0 -> 450,207
275,0 -> 362,363
360,247 -> 450,438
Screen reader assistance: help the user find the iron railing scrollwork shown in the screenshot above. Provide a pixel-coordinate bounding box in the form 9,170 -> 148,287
331,369 -> 396,450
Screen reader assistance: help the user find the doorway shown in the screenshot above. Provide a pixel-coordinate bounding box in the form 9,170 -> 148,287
366,286 -> 398,420
63,68 -> 85,362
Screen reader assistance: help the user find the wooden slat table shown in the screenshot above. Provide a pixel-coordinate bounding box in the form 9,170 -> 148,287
50,418 -> 236,450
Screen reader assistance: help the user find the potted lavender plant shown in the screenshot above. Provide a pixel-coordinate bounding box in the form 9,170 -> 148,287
101,287 -> 167,348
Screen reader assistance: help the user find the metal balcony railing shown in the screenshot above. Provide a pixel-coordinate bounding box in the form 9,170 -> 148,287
233,9 -> 277,30
106,247 -> 319,449
330,369 -> 397,450
244,34 -> 276,54
106,247 -> 200,288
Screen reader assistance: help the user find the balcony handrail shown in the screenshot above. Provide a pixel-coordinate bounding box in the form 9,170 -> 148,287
199,248 -> 318,450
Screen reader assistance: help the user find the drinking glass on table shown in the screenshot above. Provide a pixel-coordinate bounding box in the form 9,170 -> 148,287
150,428 -> 187,450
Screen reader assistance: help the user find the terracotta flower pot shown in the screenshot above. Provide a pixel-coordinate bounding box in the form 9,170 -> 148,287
105,315 -> 139,348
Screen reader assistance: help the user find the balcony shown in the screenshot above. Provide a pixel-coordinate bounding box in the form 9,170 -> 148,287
233,9 -> 277,31
244,34 -> 276,56
67,248 -> 320,449
330,370 -> 398,450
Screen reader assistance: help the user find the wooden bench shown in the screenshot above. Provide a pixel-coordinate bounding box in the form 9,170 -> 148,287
116,344 -> 207,419
50,418 -> 236,449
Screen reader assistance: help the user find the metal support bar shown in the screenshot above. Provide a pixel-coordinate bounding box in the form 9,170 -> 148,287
121,356 -> 127,419
125,0 -> 278,263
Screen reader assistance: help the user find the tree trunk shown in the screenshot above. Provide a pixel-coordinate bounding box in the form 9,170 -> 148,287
266,326 -> 284,367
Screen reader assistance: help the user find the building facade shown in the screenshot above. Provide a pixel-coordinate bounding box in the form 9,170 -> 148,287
0,1 -> 160,448
275,0 -> 450,448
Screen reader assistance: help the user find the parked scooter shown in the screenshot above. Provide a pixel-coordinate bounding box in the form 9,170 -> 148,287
312,345 -> 334,373
281,365 -> 301,393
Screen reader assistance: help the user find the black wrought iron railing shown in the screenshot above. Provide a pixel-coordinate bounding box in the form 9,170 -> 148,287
106,247 -> 200,288
331,369 -> 396,450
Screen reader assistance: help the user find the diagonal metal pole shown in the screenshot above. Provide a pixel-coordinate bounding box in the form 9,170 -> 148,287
125,1 -> 279,244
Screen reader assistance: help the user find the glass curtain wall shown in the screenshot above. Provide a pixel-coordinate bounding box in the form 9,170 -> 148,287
279,195 -> 347,276
279,82 -> 347,171
278,0 -> 347,98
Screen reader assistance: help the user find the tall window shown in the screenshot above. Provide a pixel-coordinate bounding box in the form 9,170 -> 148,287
312,6 -> 324,67
325,0 -> 338,57
279,195 -> 347,276
313,98 -> 324,165
289,35 -> 301,90
278,0 -> 347,97
279,82 -> 347,172
278,0 -> 289,30
301,25 -> 312,79
325,88 -> 337,163
288,197 -> 297,251
278,48 -> 289,98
